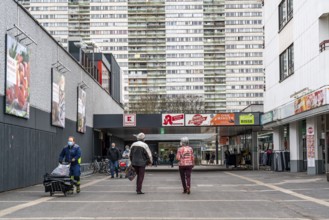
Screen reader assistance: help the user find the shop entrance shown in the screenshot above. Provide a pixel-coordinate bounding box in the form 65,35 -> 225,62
158,141 -> 202,165
93,113 -> 262,168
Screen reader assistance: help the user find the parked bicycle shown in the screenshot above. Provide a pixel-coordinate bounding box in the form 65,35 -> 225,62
89,156 -> 110,175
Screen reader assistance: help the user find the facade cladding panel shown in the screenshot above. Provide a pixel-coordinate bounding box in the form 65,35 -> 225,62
0,0 -> 123,192
108,54 -> 121,104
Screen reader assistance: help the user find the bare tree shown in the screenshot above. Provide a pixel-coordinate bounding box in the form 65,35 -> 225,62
165,95 -> 204,113
124,93 -> 165,114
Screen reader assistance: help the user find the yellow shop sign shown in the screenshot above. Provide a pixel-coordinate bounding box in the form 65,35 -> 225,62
239,114 -> 255,125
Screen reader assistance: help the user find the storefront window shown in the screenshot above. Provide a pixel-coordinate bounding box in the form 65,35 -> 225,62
158,141 -> 202,165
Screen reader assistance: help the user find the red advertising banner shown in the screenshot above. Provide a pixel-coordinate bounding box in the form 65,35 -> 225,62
162,114 -> 184,126
306,125 -> 315,167
185,114 -> 211,126
210,113 -> 235,126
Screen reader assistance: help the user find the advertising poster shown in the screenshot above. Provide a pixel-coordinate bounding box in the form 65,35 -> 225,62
51,68 -> 65,128
210,113 -> 235,126
77,87 -> 87,133
5,35 -> 31,118
306,126 -> 315,167
123,114 -> 136,127
185,114 -> 211,126
294,89 -> 326,114
162,114 -> 184,126
239,114 -> 255,125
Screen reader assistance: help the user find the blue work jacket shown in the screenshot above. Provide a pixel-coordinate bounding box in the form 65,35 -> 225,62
59,144 -> 81,166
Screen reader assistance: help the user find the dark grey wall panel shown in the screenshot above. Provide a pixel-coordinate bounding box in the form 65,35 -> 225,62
0,115 -> 94,193
0,124 -> 4,191
137,114 -> 162,127
94,114 -> 123,129
94,114 -> 163,128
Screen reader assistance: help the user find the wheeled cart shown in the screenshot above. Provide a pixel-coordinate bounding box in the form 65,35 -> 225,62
43,174 -> 76,196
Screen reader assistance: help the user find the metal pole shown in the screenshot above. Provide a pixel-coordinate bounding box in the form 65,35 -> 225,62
92,48 -> 95,78
216,127 -> 219,165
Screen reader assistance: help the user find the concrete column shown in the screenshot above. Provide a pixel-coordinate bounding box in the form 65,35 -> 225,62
273,129 -> 281,151
289,122 -> 302,172
316,116 -> 325,174
306,117 -> 319,175
251,131 -> 258,170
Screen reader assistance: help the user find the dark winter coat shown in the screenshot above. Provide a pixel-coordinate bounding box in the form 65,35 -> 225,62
107,147 -> 121,161
169,153 -> 175,161
130,141 -> 152,167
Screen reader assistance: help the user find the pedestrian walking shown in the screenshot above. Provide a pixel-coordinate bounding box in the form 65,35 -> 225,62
153,151 -> 158,167
169,151 -> 175,168
130,133 -> 152,194
107,143 -> 121,178
59,136 -> 82,193
176,137 -> 194,194
122,145 -> 130,169
205,152 -> 210,164
224,147 -> 230,168
210,153 -> 215,164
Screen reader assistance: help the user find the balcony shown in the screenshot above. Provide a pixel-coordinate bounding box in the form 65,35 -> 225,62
319,39 -> 329,52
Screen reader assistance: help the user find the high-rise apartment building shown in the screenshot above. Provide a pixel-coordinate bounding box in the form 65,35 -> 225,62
225,0 -> 264,112
19,0 -> 264,113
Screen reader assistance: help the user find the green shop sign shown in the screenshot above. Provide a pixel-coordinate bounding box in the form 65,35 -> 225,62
239,114 -> 255,125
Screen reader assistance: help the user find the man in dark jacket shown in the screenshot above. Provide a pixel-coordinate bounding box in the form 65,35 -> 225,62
169,151 -> 175,168
59,136 -> 81,193
130,133 -> 152,194
107,143 -> 121,178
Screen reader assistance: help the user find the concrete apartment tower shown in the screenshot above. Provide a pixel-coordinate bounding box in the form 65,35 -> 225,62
19,0 -> 264,113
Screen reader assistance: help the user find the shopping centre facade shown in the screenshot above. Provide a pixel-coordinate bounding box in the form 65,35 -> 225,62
262,0 -> 329,175
0,0 -> 123,192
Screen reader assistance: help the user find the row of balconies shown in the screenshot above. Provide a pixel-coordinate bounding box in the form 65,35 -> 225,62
128,32 -> 165,36
129,67 -> 167,70
129,50 -> 166,53
128,60 -> 166,63
68,10 -> 90,15
128,41 -> 166,45
128,9 -> 165,13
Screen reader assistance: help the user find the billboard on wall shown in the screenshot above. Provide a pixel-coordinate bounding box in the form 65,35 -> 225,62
210,113 -> 235,126
51,68 -> 65,128
77,87 -> 87,133
5,34 -> 31,118
294,89 -> 326,114
162,114 -> 184,126
185,114 -> 211,126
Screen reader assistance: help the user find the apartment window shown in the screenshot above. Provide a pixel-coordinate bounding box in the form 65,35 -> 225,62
279,0 -> 293,31
280,44 -> 294,81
